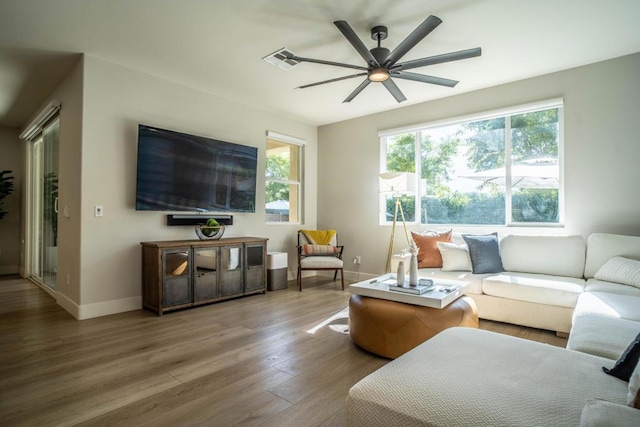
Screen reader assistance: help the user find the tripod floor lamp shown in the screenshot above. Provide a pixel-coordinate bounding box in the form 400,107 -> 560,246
379,172 -> 417,273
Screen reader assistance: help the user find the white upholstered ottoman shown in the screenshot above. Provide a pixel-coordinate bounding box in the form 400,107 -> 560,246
347,327 -> 628,427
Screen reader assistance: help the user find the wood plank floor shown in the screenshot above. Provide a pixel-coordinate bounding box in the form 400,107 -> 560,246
0,275 -> 566,426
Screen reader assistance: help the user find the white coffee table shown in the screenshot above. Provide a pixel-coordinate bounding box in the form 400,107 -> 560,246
349,273 -> 470,308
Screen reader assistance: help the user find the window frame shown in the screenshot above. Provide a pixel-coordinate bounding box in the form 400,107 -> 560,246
379,98 -> 564,227
265,131 -> 304,225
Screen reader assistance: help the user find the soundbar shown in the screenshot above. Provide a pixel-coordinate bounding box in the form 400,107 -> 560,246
166,214 -> 233,226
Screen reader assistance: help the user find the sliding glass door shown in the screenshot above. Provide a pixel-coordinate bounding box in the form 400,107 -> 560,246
29,118 -> 59,290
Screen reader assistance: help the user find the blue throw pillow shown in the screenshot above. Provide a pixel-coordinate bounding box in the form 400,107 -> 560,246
462,232 -> 505,274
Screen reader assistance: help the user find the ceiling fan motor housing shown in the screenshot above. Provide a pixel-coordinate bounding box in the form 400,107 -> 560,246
370,47 -> 390,65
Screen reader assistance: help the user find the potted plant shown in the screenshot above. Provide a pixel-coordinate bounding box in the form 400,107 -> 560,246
195,218 -> 225,240
0,170 -> 15,220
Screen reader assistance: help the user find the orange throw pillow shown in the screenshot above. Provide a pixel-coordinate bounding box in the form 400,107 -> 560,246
411,230 -> 453,268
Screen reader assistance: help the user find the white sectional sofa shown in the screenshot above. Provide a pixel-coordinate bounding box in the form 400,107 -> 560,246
349,233 -> 640,426
393,232 -> 640,335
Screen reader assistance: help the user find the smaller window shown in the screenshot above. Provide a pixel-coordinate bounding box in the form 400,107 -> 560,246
265,134 -> 303,223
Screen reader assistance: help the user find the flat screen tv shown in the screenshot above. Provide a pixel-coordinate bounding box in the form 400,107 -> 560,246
136,124 -> 257,213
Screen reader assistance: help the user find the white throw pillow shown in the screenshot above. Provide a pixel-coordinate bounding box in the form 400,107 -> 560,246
437,242 -> 472,271
595,256 -> 640,289
628,360 -> 640,408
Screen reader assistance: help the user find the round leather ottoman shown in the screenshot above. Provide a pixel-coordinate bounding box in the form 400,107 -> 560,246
349,294 -> 478,359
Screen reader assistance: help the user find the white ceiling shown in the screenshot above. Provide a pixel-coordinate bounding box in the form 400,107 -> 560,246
1,0 -> 639,128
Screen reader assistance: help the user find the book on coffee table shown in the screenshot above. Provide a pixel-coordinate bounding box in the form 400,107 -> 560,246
384,279 -> 435,295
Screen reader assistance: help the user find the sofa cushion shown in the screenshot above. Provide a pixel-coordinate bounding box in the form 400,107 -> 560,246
579,399 -> 640,427
462,232 -> 504,274
595,256 -> 640,289
603,332 -> 640,382
299,256 -> 343,268
436,241 -> 471,271
584,233 -> 640,279
573,292 -> 640,323
411,229 -> 452,268
347,328 -> 628,427
585,279 -> 640,297
500,234 -> 586,278
417,268 -> 485,294
482,272 -> 585,308
567,316 -> 640,360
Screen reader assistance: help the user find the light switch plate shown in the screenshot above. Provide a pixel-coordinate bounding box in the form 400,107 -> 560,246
95,205 -> 104,217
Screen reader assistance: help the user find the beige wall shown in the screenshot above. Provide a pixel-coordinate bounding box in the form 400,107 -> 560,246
318,53 -> 640,278
54,57 -> 85,307
0,127 -> 21,274
67,55 -> 317,318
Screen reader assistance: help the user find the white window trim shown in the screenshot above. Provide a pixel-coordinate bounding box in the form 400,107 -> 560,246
265,130 -> 304,225
266,131 -> 305,146
379,99 -> 564,227
379,98 -> 564,137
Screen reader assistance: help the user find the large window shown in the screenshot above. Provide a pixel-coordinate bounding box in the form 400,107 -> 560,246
380,99 -> 563,226
266,132 -> 303,223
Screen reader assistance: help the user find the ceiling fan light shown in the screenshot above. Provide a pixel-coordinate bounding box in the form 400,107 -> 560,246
368,68 -> 389,82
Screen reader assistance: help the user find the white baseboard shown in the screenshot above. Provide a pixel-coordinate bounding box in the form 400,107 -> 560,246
56,292 -> 81,319
57,292 -> 142,320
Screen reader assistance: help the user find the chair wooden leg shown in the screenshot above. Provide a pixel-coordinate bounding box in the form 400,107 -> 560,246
333,270 -> 338,280
340,268 -> 344,291
297,266 -> 302,291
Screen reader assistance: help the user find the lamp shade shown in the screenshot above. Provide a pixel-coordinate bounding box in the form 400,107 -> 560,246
379,172 -> 416,195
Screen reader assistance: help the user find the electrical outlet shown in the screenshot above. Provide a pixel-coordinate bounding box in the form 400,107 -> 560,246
353,256 -> 361,265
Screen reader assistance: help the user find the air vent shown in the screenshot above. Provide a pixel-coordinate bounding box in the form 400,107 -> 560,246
262,48 -> 300,70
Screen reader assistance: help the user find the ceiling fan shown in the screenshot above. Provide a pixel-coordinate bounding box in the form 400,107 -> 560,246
288,15 -> 481,103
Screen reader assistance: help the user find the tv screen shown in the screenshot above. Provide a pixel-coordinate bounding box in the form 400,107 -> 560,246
136,124 -> 257,213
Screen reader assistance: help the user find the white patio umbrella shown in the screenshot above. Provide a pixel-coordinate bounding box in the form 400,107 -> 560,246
266,199 -> 289,211
460,158 -> 559,189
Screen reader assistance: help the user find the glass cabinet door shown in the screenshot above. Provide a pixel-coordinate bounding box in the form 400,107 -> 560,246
162,249 -> 191,306
219,245 -> 243,296
245,244 -> 265,292
194,248 -> 218,302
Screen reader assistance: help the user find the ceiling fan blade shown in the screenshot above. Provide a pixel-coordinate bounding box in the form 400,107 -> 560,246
382,78 -> 407,103
392,47 -> 482,71
292,56 -> 368,71
392,71 -> 459,87
343,79 -> 371,103
383,15 -> 442,67
334,20 -> 379,67
297,73 -> 368,89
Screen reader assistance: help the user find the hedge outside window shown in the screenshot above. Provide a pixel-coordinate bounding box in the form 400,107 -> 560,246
380,99 -> 563,226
